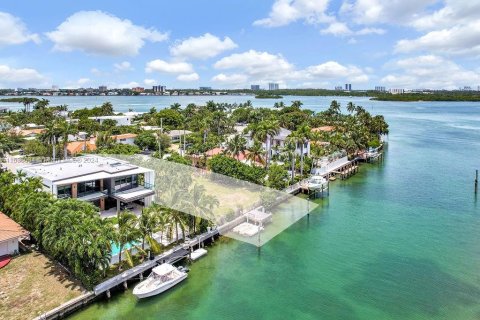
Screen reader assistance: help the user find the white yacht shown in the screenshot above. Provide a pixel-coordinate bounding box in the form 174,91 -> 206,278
306,175 -> 329,190
133,263 -> 187,299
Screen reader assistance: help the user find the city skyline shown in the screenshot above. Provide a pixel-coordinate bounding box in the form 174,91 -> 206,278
0,1 -> 479,90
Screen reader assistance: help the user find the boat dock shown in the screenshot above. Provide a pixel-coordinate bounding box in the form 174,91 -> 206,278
94,229 -> 220,297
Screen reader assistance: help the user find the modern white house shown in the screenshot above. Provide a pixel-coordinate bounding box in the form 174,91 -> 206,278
0,212 -> 29,256
20,155 -> 155,214
89,115 -> 134,126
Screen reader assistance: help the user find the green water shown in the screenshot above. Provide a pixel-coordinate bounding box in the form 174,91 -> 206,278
70,100 -> 480,320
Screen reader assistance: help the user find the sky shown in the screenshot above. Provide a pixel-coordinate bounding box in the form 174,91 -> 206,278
0,0 -> 479,90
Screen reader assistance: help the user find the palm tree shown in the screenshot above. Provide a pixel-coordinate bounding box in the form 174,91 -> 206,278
291,100 -> 303,109
251,120 -> 280,168
164,208 -> 187,243
293,125 -> 311,177
347,102 -> 356,113
225,134 -> 247,159
40,122 -> 63,160
170,103 -> 182,111
187,183 -> 219,233
115,211 -> 140,270
58,120 -> 78,159
138,208 -> 158,250
96,131 -> 114,149
246,140 -> 265,167
284,139 -> 297,183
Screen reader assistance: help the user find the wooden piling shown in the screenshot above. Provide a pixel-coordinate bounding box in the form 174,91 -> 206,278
475,169 -> 478,194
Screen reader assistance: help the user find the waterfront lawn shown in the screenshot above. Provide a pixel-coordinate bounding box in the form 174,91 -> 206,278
0,251 -> 84,320
194,176 -> 261,218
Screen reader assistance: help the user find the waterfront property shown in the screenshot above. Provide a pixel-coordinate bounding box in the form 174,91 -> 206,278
88,115 -> 135,126
20,155 -> 155,213
240,126 -> 310,157
0,212 -> 29,256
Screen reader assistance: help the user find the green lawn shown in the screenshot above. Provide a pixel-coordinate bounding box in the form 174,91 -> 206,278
0,251 -> 84,320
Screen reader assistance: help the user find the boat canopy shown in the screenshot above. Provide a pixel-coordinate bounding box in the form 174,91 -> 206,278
152,264 -> 176,276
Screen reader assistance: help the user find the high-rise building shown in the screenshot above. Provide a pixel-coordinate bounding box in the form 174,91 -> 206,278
334,86 -> 343,91
375,86 -> 386,92
251,85 -> 260,90
268,83 -> 279,90
132,87 -> 144,93
199,86 -> 212,91
152,85 -> 166,94
99,85 -> 107,92
345,83 -> 352,91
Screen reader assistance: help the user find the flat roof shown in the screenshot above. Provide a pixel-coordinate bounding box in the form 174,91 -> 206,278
21,155 -> 152,185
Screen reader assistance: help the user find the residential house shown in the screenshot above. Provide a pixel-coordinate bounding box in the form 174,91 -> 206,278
21,155 -> 155,213
167,130 -> 192,143
89,115 -> 134,126
243,127 -> 310,158
111,133 -> 137,146
66,139 -> 97,156
0,212 -> 30,256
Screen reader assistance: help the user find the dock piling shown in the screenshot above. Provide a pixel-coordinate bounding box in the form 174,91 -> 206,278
475,170 -> 478,194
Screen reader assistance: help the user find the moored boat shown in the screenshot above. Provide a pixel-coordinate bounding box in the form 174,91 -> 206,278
133,263 -> 187,299
306,175 -> 329,190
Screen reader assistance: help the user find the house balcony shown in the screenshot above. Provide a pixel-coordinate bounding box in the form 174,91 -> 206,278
110,182 -> 155,203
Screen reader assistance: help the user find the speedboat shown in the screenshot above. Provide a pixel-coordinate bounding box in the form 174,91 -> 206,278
306,175 -> 329,190
133,263 -> 187,299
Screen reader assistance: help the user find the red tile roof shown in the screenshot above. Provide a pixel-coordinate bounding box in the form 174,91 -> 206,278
0,212 -> 29,242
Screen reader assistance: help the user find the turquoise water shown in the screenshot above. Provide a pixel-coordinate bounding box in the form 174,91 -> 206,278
62,97 -> 480,319
110,242 -> 138,256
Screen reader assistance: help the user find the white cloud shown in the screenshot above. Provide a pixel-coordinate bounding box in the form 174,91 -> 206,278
396,23 -> 480,56
213,50 -> 368,87
356,27 -> 386,35
46,11 -> 168,56
381,55 -> 480,89
0,65 -> 47,87
254,0 -> 332,27
170,33 -> 237,60
0,12 -> 40,46
395,2 -> 480,57
90,68 -> 101,75
145,59 -> 194,74
114,61 -> 133,71
212,73 -> 249,85
144,79 -> 156,86
321,22 -> 352,36
117,81 -> 140,88
306,61 -> 369,82
176,73 -> 200,81
411,1 -> 480,31
64,77 -> 92,89
77,78 -> 90,85
340,0 -> 436,25
214,50 -> 294,79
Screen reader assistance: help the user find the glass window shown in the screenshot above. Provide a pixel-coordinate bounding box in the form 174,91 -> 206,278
57,185 -> 72,198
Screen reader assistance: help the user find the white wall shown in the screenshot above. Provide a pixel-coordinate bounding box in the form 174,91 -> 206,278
116,137 -> 136,145
0,238 -> 19,256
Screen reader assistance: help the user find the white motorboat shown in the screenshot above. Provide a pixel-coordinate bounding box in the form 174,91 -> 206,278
306,175 -> 329,190
133,263 -> 187,299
